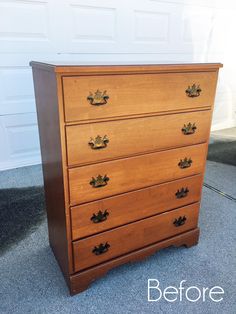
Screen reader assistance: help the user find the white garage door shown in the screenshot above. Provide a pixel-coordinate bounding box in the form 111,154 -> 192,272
0,0 -> 235,170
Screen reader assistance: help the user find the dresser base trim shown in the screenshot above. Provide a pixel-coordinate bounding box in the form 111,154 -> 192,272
69,228 -> 199,295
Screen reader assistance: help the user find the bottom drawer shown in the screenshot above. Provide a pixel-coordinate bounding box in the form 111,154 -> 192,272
73,203 -> 199,272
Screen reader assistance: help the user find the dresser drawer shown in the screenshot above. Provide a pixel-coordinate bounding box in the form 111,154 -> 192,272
73,203 -> 199,271
63,72 -> 217,122
71,174 -> 202,240
69,143 -> 207,205
66,110 -> 211,166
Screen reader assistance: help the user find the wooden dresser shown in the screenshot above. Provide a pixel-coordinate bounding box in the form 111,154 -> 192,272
30,62 -> 222,295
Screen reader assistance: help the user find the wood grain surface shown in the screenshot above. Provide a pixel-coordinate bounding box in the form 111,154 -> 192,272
73,203 -> 199,271
68,143 -> 208,205
71,174 -> 203,239
63,72 -> 217,122
66,110 -> 211,166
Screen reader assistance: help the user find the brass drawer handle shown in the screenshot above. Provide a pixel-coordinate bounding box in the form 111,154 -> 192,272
186,84 -> 201,97
173,216 -> 187,227
87,90 -> 109,106
182,123 -> 197,135
175,187 -> 189,199
178,157 -> 192,169
91,210 -> 109,223
88,135 -> 109,150
92,242 -> 110,255
90,174 -> 109,188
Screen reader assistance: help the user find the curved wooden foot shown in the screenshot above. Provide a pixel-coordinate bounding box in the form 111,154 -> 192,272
69,228 -> 200,295
174,227 -> 200,248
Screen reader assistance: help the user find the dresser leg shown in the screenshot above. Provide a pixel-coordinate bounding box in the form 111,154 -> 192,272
184,228 -> 200,248
69,228 -> 200,295
175,227 -> 200,248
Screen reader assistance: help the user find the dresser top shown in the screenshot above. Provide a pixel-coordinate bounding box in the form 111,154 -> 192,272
30,61 -> 223,74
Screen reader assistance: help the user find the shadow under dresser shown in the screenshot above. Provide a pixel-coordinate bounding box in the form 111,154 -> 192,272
30,62 -> 222,295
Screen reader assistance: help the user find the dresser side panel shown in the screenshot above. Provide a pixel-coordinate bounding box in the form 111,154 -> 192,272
198,69 -> 220,200
31,68 -> 70,281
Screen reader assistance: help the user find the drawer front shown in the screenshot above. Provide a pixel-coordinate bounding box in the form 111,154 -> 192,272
71,174 -> 203,240
69,143 -> 207,205
66,110 -> 211,166
73,203 -> 199,271
63,72 -> 217,122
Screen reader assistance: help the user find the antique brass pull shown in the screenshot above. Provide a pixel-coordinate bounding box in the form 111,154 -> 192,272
90,174 -> 109,188
178,158 -> 192,169
182,123 -> 197,135
173,216 -> 187,227
88,135 -> 109,150
91,210 -> 109,223
87,90 -> 109,106
175,187 -> 189,199
186,84 -> 201,97
92,242 -> 110,255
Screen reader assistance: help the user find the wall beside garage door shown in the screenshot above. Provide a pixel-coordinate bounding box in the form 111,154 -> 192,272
0,0 -> 236,170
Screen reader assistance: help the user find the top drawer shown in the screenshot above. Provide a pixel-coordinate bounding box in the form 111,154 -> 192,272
62,72 -> 218,122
